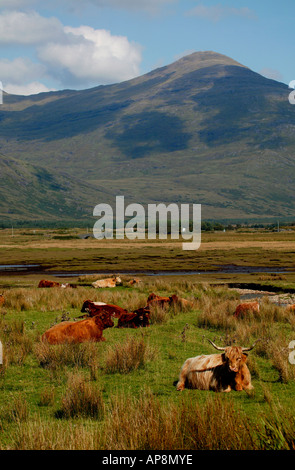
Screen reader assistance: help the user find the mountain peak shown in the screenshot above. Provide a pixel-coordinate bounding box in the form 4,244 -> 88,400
168,50 -> 248,73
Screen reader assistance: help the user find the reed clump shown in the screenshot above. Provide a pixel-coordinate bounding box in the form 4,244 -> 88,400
105,335 -> 157,374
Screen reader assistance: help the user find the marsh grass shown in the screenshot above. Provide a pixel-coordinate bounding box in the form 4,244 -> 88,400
1,276 -> 295,450
105,335 -> 157,374
5,390 -> 295,450
6,395 -> 29,423
34,339 -> 100,371
57,371 -> 104,420
0,318 -> 33,366
38,387 -> 55,407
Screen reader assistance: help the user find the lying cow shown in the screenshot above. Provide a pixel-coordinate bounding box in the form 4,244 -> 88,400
176,339 -> 258,393
61,283 -> 77,289
117,307 -> 150,329
80,299 -> 127,318
128,278 -> 141,286
169,294 -> 194,310
0,294 -> 4,307
147,293 -> 193,310
38,280 -> 60,288
92,276 -> 122,288
147,293 -> 171,307
234,301 -> 260,318
41,312 -> 114,344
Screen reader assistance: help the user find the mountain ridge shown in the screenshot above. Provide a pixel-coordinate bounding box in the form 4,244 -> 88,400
0,51 -> 294,222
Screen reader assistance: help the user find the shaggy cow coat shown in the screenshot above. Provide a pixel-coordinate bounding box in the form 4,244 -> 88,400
117,307 -> 150,328
177,346 -> 253,393
38,280 -> 61,288
42,313 -> 114,344
234,302 -> 260,318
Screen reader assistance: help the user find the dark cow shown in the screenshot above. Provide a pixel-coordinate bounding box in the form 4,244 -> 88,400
177,339 -> 258,393
0,294 -> 4,307
80,299 -> 127,318
117,307 -> 150,329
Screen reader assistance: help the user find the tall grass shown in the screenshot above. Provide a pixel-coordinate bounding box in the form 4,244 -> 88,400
4,391 -> 295,450
0,318 -> 33,366
34,340 -> 100,371
57,371 -> 104,420
105,335 -> 157,374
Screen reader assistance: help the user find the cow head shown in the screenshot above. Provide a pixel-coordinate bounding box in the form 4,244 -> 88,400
207,339 -> 259,372
81,300 -> 94,313
94,312 -> 114,329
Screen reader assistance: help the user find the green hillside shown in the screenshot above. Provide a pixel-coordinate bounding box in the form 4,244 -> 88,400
0,51 -> 294,222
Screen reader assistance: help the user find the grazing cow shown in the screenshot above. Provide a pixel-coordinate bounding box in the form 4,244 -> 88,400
41,312 -> 114,344
0,294 -> 4,307
176,339 -> 258,393
234,301 -> 260,318
80,299 -> 127,318
117,307 -> 150,329
92,276 -> 122,288
38,280 -> 60,288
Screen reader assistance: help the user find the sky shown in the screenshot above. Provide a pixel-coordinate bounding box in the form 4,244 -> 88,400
0,0 -> 294,95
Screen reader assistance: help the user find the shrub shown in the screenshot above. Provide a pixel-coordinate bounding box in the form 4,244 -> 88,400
58,372 -> 104,419
34,340 -> 100,371
105,335 -> 156,374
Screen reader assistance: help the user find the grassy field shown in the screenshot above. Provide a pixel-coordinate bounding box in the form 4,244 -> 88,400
0,227 -> 295,284
0,229 -> 295,450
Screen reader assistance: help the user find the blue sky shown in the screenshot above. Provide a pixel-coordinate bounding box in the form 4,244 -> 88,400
0,0 -> 293,95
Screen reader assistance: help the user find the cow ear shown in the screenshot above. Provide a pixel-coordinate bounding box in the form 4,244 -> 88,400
242,353 -> 248,361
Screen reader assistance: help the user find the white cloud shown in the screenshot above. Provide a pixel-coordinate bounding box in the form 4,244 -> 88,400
0,57 -> 52,95
0,10 -> 143,93
186,4 -> 257,22
4,81 -> 55,96
0,10 -> 65,44
0,57 -> 46,83
38,25 -> 142,86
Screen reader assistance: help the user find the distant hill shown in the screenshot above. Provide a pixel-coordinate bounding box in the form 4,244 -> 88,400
0,51 -> 294,222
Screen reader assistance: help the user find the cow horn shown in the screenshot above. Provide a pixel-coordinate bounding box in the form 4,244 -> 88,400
207,339 -> 226,351
241,339 -> 261,351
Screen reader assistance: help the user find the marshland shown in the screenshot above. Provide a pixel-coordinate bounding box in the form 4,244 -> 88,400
0,227 -> 295,450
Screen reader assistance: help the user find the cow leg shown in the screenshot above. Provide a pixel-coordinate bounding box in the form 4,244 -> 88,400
176,371 -> 186,391
240,364 -> 254,390
176,361 -> 190,391
235,383 -> 243,391
176,381 -> 185,391
222,385 -> 232,392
